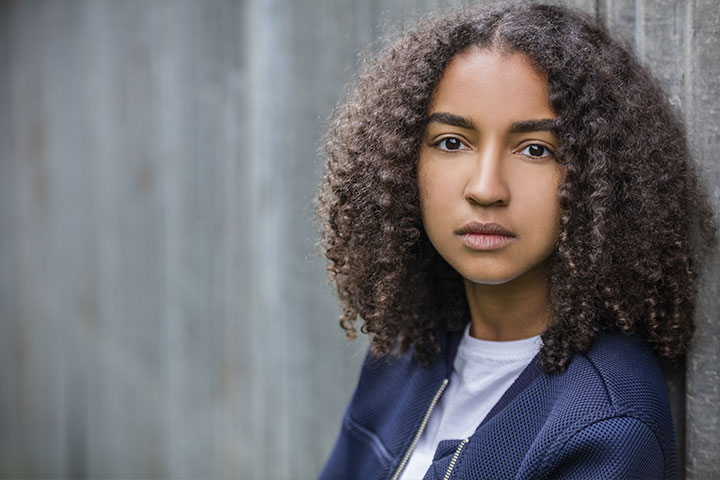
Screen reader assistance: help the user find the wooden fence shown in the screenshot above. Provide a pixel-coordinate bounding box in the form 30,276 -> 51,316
0,0 -> 717,478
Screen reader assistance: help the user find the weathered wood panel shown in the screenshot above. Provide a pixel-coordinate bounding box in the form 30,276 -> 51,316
0,0 -> 716,478
682,1 -> 720,478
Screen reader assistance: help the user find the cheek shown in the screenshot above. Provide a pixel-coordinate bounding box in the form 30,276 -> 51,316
418,152 -> 463,201
417,160 -> 435,215
418,163 -> 451,226
530,185 -> 563,245
418,169 -> 445,248
515,170 -> 562,234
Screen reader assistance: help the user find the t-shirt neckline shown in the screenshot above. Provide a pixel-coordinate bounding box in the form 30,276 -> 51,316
457,322 -> 542,363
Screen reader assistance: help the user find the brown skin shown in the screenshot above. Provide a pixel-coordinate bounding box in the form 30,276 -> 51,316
419,48 -> 564,341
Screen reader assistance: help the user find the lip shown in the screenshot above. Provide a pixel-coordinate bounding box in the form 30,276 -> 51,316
456,222 -> 516,251
456,222 -> 516,237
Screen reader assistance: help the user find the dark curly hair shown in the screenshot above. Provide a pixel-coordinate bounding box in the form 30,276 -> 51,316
316,2 -> 717,372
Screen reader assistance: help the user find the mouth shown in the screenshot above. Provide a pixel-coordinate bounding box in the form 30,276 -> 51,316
456,222 -> 516,250
456,222 -> 516,237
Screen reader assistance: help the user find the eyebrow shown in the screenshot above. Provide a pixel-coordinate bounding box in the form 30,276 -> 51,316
426,112 -> 557,133
426,112 -> 476,129
509,118 -> 557,133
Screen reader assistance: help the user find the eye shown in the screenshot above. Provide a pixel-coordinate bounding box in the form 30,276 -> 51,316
433,137 -> 470,151
519,144 -> 554,159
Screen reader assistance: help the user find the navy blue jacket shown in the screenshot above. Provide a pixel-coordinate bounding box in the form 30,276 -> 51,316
320,330 -> 677,479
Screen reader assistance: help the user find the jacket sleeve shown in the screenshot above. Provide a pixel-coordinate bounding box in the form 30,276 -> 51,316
541,416 -> 672,480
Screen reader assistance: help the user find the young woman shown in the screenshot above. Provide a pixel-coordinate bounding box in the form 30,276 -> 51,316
316,3 -> 717,479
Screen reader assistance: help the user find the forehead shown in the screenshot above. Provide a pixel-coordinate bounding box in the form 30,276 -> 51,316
429,47 -> 554,123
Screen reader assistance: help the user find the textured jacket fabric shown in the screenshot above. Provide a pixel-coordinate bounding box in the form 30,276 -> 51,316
319,330 -> 677,480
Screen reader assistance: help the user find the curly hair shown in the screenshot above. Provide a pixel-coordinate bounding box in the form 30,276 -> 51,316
315,2 -> 717,372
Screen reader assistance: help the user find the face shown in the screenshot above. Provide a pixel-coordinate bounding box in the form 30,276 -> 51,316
418,48 -> 565,286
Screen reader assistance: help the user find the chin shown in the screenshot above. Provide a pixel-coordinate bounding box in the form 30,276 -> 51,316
458,269 -> 520,286
464,276 -> 517,286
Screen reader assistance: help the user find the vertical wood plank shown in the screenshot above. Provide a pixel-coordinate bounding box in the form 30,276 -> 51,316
684,0 -> 720,477
80,0 -> 165,475
0,0 -> 23,476
4,0 -> 80,474
244,0 -> 289,476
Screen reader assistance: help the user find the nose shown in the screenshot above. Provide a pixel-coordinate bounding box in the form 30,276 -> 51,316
464,144 -> 510,206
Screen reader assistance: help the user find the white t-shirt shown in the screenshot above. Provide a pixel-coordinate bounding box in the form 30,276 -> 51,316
400,324 -> 542,480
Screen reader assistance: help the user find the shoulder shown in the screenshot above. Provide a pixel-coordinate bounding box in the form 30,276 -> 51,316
529,332 -> 677,479
564,332 -> 670,414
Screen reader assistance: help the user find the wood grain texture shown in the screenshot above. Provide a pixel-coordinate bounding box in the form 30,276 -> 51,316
683,0 -> 720,477
0,0 -> 716,478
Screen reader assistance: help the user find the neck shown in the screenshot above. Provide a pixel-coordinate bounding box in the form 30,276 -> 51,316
463,263 -> 553,341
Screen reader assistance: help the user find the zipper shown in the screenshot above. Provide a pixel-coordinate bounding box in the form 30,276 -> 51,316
389,378 -> 449,480
443,438 -> 469,480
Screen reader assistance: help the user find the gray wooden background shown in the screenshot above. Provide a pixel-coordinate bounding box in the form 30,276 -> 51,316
0,0 -> 717,478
